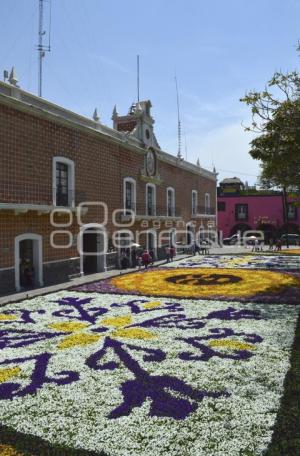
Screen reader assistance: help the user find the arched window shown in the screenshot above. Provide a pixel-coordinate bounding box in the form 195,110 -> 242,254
146,183 -> 156,216
205,193 -> 210,214
167,187 -> 175,217
123,178 -> 136,214
192,190 -> 198,215
52,157 -> 75,207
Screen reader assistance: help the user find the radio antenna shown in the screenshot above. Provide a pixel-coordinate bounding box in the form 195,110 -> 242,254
175,74 -> 183,160
137,55 -> 140,102
37,0 -> 51,97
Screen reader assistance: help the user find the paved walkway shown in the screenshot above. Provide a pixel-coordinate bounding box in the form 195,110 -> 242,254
0,254 -> 190,306
1,245 -> 298,306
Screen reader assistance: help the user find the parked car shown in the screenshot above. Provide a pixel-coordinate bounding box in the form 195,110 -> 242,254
222,232 -> 264,246
280,234 -> 300,245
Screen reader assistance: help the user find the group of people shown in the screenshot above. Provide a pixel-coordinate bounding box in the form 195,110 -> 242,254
268,238 -> 282,251
120,248 -> 156,270
120,245 -> 176,270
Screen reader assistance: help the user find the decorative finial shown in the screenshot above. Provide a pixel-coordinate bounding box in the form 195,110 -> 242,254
93,108 -> 100,122
112,105 -> 118,119
9,66 -> 18,86
196,158 -> 200,167
213,165 -> 216,173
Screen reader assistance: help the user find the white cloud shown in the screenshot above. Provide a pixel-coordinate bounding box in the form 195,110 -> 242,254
161,122 -> 261,186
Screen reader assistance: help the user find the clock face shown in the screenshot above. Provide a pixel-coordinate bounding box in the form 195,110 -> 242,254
146,150 -> 156,176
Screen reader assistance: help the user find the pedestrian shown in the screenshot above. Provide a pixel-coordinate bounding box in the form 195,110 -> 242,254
170,245 -> 176,261
142,249 -> 151,269
165,245 -> 170,263
131,248 -> 137,268
269,238 -> 274,251
149,249 -> 155,266
275,239 -> 282,251
137,255 -> 143,270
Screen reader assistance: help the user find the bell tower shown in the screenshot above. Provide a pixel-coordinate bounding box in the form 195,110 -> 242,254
112,100 -> 160,149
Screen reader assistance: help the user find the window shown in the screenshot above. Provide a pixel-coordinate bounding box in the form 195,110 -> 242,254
167,187 -> 175,216
123,178 -> 136,214
205,193 -> 210,214
56,162 -> 68,206
218,201 -> 226,211
52,157 -> 75,207
235,204 -> 248,221
287,203 -> 297,220
146,184 -> 156,216
192,190 -> 197,215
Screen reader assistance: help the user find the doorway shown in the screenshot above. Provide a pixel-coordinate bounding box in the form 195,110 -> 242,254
15,234 -> 43,292
80,224 -> 107,275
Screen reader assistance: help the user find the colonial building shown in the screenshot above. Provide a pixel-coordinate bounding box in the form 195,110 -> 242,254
0,80 -> 217,295
217,177 -> 300,241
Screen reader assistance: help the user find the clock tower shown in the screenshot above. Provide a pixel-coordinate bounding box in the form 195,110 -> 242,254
112,100 -> 160,149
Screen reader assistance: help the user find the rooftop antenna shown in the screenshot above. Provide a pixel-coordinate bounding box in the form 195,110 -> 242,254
37,0 -> 51,97
175,74 -> 183,160
184,128 -> 188,161
137,55 -> 140,102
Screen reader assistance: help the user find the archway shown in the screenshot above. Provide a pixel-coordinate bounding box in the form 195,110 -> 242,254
15,234 -> 43,292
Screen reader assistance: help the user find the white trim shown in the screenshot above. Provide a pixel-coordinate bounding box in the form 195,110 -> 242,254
78,224 -> 107,275
192,190 -> 198,216
123,177 -> 136,214
52,156 -> 75,208
0,82 -> 217,181
43,257 -> 80,265
166,187 -> 175,217
146,183 -> 156,216
14,233 -> 43,292
0,266 -> 14,272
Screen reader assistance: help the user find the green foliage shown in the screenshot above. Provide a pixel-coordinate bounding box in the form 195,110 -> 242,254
240,71 -> 300,191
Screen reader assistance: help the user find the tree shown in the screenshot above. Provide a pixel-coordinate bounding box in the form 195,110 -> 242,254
240,71 -> 300,191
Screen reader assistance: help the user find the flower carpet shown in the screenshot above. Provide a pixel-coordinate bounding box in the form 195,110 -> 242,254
1,254 -> 300,455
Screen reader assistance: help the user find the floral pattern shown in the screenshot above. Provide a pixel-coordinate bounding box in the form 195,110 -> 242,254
0,290 -> 299,455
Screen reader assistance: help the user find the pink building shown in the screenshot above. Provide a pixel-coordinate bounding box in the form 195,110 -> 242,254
217,178 -> 300,242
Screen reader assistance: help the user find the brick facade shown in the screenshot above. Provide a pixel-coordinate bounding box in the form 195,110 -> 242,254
0,82 -> 217,295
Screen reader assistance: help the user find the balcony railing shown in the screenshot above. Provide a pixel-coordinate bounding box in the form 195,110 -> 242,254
0,183 -> 86,207
192,205 -> 216,216
123,204 -> 181,218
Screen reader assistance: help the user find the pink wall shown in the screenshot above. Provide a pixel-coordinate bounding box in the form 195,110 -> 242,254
218,194 -> 299,238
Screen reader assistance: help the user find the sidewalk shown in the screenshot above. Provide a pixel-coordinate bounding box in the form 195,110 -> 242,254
1,246 -> 298,306
0,253 -> 190,306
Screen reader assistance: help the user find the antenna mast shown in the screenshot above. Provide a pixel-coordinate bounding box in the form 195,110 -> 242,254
137,55 -> 140,102
37,0 -> 51,97
175,75 -> 182,160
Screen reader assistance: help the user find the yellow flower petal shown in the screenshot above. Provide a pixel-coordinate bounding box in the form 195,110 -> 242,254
112,328 -> 156,340
101,315 -> 132,328
0,445 -> 24,456
209,339 -> 256,351
0,367 -> 21,383
143,301 -> 161,309
0,314 -> 17,321
58,333 -> 102,350
48,322 -> 89,332
111,267 -> 300,299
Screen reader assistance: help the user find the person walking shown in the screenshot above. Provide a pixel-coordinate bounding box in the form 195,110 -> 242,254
170,245 -> 176,261
165,245 -> 170,263
142,249 -> 151,269
149,249 -> 155,266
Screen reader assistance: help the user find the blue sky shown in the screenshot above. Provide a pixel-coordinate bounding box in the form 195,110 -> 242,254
1,0 -> 299,184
